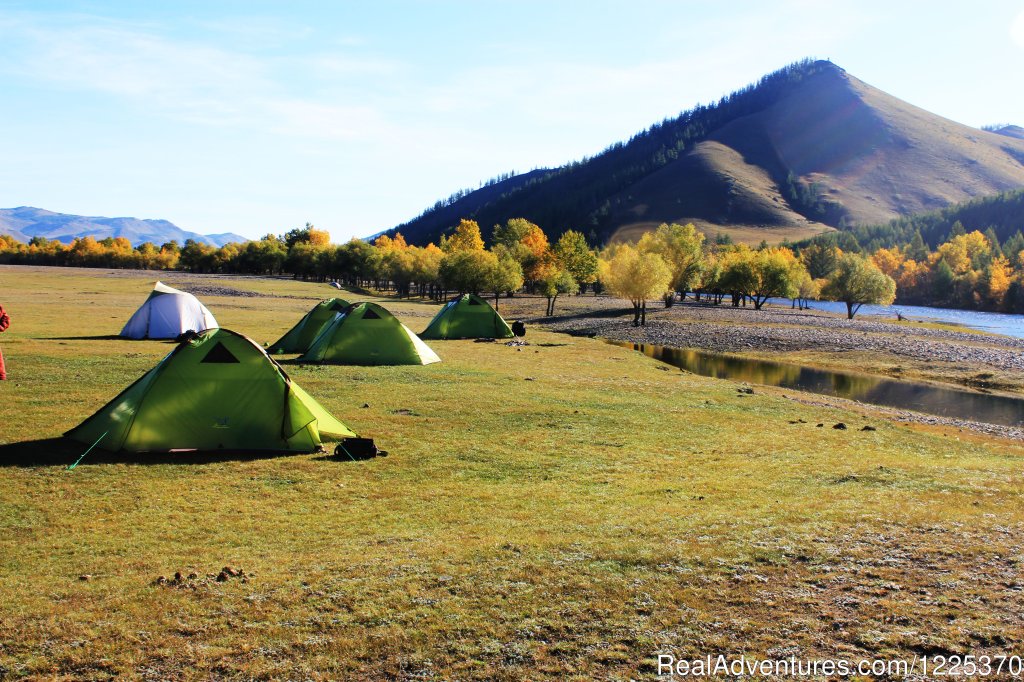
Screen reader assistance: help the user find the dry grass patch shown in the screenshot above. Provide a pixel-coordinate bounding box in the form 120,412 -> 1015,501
0,265 -> 1022,679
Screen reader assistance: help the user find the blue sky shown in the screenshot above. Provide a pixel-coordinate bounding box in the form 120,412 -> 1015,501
2,1 -> 1022,242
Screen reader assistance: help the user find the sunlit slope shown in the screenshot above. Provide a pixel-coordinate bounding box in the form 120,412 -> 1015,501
610,63 -> 1024,240
392,60 -> 1024,246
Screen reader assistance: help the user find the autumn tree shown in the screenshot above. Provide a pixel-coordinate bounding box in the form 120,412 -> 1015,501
638,222 -> 705,305
440,219 -> 485,253
746,248 -> 805,309
600,243 -> 672,326
821,253 -> 897,319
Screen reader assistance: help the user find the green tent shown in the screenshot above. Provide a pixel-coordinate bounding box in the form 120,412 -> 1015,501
420,293 -> 514,340
299,302 -> 441,366
268,297 -> 350,354
66,328 -> 356,453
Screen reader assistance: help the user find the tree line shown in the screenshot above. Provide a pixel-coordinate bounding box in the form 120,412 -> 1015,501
2,217 -> 902,324
792,220 -> 1024,313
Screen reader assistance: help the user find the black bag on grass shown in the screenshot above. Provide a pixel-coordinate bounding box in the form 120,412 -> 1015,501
335,438 -> 387,461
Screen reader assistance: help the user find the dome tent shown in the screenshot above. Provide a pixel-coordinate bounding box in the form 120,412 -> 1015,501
120,281 -> 218,340
419,293 -> 514,340
299,302 -> 441,366
66,328 -> 355,453
268,297 -> 350,354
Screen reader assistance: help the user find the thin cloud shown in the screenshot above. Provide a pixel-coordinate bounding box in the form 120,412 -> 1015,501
0,11 -> 397,138
1012,10 -> 1024,48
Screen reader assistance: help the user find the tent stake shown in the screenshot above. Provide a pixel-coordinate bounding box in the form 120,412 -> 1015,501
68,431 -> 109,471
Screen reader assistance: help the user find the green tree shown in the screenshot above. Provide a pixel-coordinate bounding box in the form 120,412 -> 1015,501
492,218 -> 540,249
179,239 -> 215,273
821,253 -> 897,319
553,230 -> 598,293
439,249 -> 496,293
930,258 -> 955,304
487,253 -> 524,309
536,265 -> 577,316
800,241 -> 839,279
906,230 -> 929,262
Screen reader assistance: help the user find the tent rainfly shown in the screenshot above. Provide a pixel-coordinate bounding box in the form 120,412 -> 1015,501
299,302 -> 441,366
268,298 -> 350,354
66,328 -> 355,453
120,281 -> 218,339
419,293 -> 514,340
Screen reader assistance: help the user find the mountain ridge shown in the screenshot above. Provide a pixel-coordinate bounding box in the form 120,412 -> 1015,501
0,207 -> 246,247
385,59 -> 1024,246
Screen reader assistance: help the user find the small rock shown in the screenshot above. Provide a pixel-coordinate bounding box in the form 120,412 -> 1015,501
361,403 -> 370,408
78,574 -> 92,581
216,572 -> 229,582
524,377 -> 535,381
174,571 -> 183,583
861,425 -> 877,431
187,572 -> 198,580
153,575 -> 167,585
816,423 -> 824,428
833,423 -> 847,430
737,387 -> 754,394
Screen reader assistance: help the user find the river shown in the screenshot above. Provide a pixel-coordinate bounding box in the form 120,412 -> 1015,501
766,298 -> 1024,339
611,341 -> 1024,427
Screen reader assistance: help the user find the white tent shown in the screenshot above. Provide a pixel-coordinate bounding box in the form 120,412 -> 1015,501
120,282 -> 218,340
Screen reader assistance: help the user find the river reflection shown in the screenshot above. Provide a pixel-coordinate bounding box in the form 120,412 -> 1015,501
613,342 -> 1024,427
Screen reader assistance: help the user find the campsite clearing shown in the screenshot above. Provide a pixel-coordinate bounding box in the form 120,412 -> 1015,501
0,266 -> 1022,679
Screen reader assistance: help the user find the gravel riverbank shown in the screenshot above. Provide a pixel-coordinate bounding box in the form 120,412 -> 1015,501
535,298 -> 1024,373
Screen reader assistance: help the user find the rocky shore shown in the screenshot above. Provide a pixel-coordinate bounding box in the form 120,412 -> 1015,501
532,297 -> 1024,373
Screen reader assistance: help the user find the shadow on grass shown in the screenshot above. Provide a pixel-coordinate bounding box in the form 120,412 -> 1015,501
311,452 -> 385,464
0,438 -> 304,467
531,306 -> 630,325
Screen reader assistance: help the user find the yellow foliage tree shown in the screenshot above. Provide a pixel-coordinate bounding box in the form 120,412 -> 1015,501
599,243 -> 672,326
307,228 -> 331,246
937,231 -> 991,275
871,247 -> 904,279
374,232 -> 408,251
440,219 -> 485,253
984,255 -> 1013,308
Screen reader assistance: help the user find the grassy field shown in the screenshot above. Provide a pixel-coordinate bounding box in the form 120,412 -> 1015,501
1,265 -> 1022,680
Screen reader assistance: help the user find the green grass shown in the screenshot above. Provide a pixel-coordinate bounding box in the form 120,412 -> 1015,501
1,265 -> 1022,679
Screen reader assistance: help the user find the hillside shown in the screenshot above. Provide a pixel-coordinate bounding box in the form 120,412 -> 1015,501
0,207 -> 246,247
387,60 -> 1024,246
833,187 -> 1024,251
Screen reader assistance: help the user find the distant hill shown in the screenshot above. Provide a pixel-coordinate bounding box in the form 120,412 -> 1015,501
0,207 -> 247,247
386,59 -> 1024,246
991,124 -> 1024,140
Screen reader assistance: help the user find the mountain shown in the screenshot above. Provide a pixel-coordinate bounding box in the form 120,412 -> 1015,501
0,207 -> 247,247
386,60 -> 1024,246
